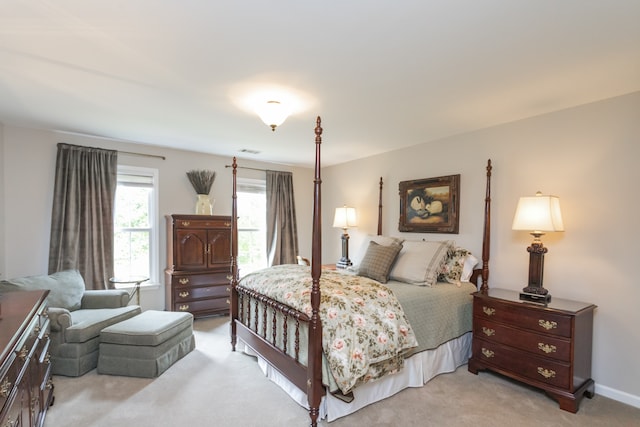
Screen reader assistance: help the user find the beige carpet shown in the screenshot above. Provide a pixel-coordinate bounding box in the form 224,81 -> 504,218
45,315 -> 639,427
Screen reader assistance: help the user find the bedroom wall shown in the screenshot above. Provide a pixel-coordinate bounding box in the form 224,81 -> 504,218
0,124 -> 314,311
321,91 -> 640,408
0,123 -> 5,279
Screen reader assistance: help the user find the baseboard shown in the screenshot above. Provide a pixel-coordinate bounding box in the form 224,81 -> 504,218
595,383 -> 640,409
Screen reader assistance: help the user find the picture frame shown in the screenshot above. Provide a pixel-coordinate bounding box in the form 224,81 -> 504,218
399,174 -> 460,233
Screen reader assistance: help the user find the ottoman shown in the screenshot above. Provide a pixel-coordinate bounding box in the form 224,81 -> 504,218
97,310 -> 195,378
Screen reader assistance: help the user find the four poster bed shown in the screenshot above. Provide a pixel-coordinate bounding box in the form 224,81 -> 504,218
230,117 -> 492,426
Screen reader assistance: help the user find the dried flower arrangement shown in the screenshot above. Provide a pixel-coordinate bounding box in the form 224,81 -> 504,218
186,169 -> 216,195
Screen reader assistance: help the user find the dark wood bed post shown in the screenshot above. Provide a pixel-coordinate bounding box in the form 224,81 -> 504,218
307,117 -> 324,427
480,159 -> 492,293
377,177 -> 383,236
230,157 -> 239,350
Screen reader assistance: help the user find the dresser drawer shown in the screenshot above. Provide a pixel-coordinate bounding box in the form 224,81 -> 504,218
174,284 -> 229,302
175,217 -> 232,229
174,297 -> 229,314
0,353 -> 21,411
171,272 -> 230,287
473,298 -> 572,337
474,317 -> 571,361
473,338 -> 571,390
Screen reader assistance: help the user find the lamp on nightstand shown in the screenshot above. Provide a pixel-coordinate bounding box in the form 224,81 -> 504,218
512,191 -> 564,303
333,206 -> 358,269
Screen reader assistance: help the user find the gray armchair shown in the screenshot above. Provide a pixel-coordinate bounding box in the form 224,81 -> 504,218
2,270 -> 141,377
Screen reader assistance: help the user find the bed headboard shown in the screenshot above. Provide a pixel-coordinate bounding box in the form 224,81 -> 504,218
374,160 -> 491,292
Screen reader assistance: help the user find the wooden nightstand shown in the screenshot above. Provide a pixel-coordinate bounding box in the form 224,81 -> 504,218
468,288 -> 596,413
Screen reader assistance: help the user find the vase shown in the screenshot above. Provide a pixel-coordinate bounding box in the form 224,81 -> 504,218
195,194 -> 214,215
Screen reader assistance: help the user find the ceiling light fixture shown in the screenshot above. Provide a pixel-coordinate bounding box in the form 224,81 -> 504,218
256,100 -> 291,131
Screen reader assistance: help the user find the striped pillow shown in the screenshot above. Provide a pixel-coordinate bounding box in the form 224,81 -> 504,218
389,240 -> 454,286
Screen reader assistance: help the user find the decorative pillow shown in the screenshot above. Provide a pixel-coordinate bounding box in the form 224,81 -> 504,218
357,241 -> 403,283
8,269 -> 86,311
462,253 -> 479,282
389,240 -> 454,286
438,247 -> 479,285
349,235 -> 404,271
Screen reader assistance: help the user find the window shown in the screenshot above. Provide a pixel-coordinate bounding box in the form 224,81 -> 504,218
237,178 -> 267,276
113,166 -> 159,284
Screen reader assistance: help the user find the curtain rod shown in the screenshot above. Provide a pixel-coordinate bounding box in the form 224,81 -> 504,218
225,165 -> 291,174
118,150 -> 166,160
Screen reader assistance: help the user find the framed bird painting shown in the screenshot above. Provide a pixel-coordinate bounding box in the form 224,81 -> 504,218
399,174 -> 460,233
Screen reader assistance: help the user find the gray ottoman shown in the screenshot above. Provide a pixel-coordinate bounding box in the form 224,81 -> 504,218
98,310 -> 195,378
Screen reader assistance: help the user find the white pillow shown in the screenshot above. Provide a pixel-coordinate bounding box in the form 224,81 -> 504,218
389,240 -> 453,286
349,235 -> 404,271
461,253 -> 479,282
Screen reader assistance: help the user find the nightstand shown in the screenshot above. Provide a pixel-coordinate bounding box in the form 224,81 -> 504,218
468,288 -> 596,413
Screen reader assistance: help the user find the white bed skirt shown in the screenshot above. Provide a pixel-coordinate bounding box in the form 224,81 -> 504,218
237,331 -> 472,422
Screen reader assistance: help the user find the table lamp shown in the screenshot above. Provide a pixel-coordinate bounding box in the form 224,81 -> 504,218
512,191 -> 564,302
333,206 -> 357,268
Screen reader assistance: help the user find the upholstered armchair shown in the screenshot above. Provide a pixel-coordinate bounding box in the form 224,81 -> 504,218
1,269 -> 141,377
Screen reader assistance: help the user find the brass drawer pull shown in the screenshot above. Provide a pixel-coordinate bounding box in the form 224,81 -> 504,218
226,287 -> 231,292
44,353 -> 51,364
226,299 -> 230,305
537,367 -> 556,379
181,221 -> 190,226
538,343 -> 557,354
0,378 -> 12,397
179,278 -> 190,285
481,348 -> 495,358
178,304 -> 189,311
482,306 -> 496,316
224,222 -> 231,227
538,319 -> 558,330
482,327 -> 495,337
226,275 -> 233,281
179,291 -> 190,298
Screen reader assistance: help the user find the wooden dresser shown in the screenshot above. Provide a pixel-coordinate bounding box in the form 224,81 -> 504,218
165,214 -> 232,318
0,290 -> 54,427
468,288 -> 596,413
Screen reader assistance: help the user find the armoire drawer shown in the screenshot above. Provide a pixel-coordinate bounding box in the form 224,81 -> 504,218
174,298 -> 229,314
171,272 -> 230,287
174,285 -> 229,302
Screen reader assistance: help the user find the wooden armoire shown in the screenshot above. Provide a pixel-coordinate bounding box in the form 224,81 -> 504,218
165,214 -> 232,318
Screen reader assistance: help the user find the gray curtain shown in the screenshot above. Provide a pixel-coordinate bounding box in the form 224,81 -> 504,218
266,170 -> 299,266
48,143 -> 118,290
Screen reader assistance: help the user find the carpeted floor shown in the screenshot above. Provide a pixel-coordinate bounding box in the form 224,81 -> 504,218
44,315 -> 639,427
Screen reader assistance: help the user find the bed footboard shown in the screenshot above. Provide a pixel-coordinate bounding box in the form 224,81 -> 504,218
234,284 -> 313,394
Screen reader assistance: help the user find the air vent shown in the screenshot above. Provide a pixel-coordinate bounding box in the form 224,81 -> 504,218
239,149 -> 260,154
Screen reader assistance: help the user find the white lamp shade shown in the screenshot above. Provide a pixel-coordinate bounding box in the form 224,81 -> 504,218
333,206 -> 358,229
512,192 -> 564,233
256,100 -> 291,129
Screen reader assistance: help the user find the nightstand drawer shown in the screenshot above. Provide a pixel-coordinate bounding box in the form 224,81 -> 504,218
473,298 -> 572,337
474,318 -> 571,361
473,339 -> 571,390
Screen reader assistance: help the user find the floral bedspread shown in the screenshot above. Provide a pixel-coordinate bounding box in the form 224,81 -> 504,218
239,264 -> 418,394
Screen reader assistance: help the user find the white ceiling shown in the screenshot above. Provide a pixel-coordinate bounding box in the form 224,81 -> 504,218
1,1 -> 639,167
